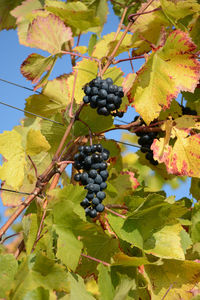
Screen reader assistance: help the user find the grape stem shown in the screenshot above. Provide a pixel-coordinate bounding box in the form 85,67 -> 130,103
105,207 -> 126,219
81,253 -> 111,267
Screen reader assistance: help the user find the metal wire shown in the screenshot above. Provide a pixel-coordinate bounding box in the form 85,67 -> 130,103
0,78 -> 38,93
0,188 -> 32,195
0,100 -> 64,126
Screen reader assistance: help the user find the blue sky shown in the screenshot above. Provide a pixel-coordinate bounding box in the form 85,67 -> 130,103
0,2 -> 191,226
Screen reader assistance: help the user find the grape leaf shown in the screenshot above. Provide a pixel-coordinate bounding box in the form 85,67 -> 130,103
22,287 -> 55,300
0,130 -> 26,189
0,254 -> 18,298
108,194 -> 188,259
130,0 -> 170,56
21,53 -> 57,87
27,13 -> 72,54
54,225 -> 83,271
67,59 -> 98,104
97,264 -> 114,300
26,129 -> 50,156
152,125 -> 200,178
128,30 -> 200,125
191,202 -> 200,243
68,272 -> 95,300
144,259 -> 200,299
0,0 -> 22,30
189,14 -> 200,50
160,0 -> 200,21
22,214 -> 38,254
45,0 -> 100,34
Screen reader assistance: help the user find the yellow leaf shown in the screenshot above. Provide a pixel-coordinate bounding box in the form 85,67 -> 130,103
0,130 -> 26,189
26,129 -> 51,156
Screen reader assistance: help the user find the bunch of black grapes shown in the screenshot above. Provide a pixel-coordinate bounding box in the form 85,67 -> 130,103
83,76 -> 124,118
73,144 -> 109,218
134,116 -> 158,166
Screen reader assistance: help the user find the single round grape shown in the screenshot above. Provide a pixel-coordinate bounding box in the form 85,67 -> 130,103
100,170 -> 109,180
91,144 -> 98,152
190,110 -> 197,116
117,87 -> 124,98
97,107 -> 110,116
138,135 -> 153,146
86,183 -> 95,192
86,192 -> 95,200
83,95 -> 90,104
99,89 -> 108,99
83,155 -> 92,166
78,146 -> 84,152
94,174 -> 103,184
89,169 -> 98,179
83,145 -> 91,154
92,198 -> 100,205
150,159 -> 158,166
182,107 -> 191,115
84,85 -> 91,95
141,147 -> 149,153
96,203 -> 105,212
112,85 -> 118,94
92,153 -> 100,163
74,173 -> 81,181
74,162 -> 82,170
88,209 -> 97,218
107,103 -> 116,111
96,191 -> 106,201
91,86 -> 99,95
100,182 -> 107,190
116,111 -> 124,118
113,96 -> 122,106
93,184 -> 100,193
85,207 -> 91,216
81,172 -> 89,184
101,82 -> 109,90
90,101 -> 98,108
108,85 -> 115,93
90,95 -> 98,104
148,132 -> 157,139
106,77 -> 113,85
107,94 -> 115,103
80,198 -> 90,207
74,153 -> 80,161
87,178 -> 94,184
102,150 -> 110,160
96,144 -> 102,152
97,99 -> 107,107
146,151 -> 153,161
99,162 -> 107,170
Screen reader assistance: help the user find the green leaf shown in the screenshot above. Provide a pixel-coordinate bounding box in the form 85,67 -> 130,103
129,30 -> 200,124
67,58 -> 98,104
54,225 -> 83,271
0,130 -> 26,189
74,105 -> 114,136
97,264 -> 114,300
23,287 -> 56,300
0,0 -> 22,30
0,254 -> 18,298
27,14 -> 72,54
145,259 -> 200,299
21,54 -> 57,87
45,0 -> 100,34
88,34 -> 98,56
108,194 -> 188,259
26,129 -> 51,156
68,272 -> 95,300
191,202 -> 200,243
11,253 -> 69,299
23,214 -> 38,254
161,0 -> 200,21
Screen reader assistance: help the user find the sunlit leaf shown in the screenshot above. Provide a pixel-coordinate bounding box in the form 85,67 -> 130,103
0,254 -> 18,298
26,129 -> 50,156
128,30 -> 200,124
0,0 -> 22,30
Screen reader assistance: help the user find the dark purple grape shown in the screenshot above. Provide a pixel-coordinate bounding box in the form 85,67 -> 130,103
102,150 -> 110,160
108,85 -> 115,93
91,163 -> 101,170
97,107 -> 110,116
117,87 -> 124,97
83,145 -> 91,154
106,78 -> 113,85
100,170 -> 109,180
74,162 -> 82,170
92,198 -> 100,205
150,159 -> 158,166
101,82 -> 109,90
107,103 -> 115,111
93,184 -> 100,193
94,174 -> 103,184
74,173 -> 81,181
90,95 -> 98,104
96,203 -> 105,212
99,162 -> 107,170
88,209 -> 97,218
97,99 -> 107,107
146,151 -> 153,161
96,144 -> 102,152
116,111 -> 124,118
85,207 -> 91,215
96,191 -> 106,201
92,153 -> 100,163
78,146 -> 84,152
90,101 -> 97,108
91,86 -> 99,95
89,169 -> 98,179
100,182 -> 107,190
86,183 -> 95,192
138,135 -> 153,146
83,95 -> 90,104
81,172 -> 89,184
87,178 -> 94,184
107,94 -> 115,103
99,89 -> 107,99
74,153 -> 80,161
86,192 -> 95,200
91,144 -> 98,152
81,198 -> 90,207
112,85 -> 118,94
141,147 -> 149,153
84,85 -> 91,95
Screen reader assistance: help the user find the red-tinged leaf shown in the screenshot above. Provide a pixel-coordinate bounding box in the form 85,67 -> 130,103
21,53 -> 56,85
152,129 -> 200,177
27,14 -> 72,54
0,0 -> 22,30
128,30 -> 200,125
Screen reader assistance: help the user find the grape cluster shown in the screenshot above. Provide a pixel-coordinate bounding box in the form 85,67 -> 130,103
83,76 -> 124,118
73,144 -> 109,218
134,116 -> 158,166
181,105 -> 197,116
